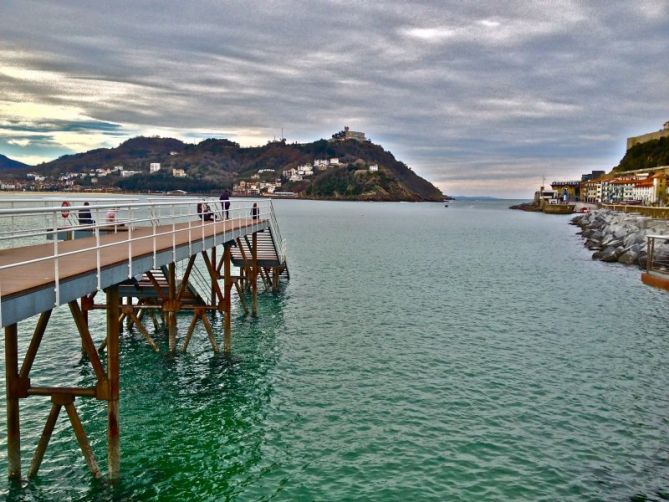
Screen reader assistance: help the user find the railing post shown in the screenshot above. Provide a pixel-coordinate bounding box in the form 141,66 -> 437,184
128,207 -> 133,279
5,323 -> 21,479
188,218 -> 192,256
52,211 -> 60,306
171,204 -> 176,264
151,205 -> 157,269
96,216 -> 102,291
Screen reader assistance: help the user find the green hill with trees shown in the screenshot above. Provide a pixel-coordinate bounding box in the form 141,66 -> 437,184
614,136 -> 669,172
23,134 -> 443,201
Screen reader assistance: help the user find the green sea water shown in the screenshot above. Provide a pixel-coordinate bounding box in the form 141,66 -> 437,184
0,199 -> 668,500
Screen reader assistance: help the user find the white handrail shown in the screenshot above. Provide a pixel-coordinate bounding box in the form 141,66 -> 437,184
0,197 -> 277,309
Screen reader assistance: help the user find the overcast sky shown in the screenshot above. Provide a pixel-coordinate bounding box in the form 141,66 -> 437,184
1,1 -> 668,197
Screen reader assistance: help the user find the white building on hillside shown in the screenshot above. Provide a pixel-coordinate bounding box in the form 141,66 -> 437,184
172,168 -> 186,178
283,168 -> 297,178
369,164 -> 379,172
297,164 -> 313,176
150,163 -> 161,173
314,159 -> 328,170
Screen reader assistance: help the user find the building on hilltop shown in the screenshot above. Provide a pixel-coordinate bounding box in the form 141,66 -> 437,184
331,126 -> 366,142
626,120 -> 669,150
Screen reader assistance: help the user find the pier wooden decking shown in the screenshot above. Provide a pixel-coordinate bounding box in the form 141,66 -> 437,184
0,219 -> 259,297
0,218 -> 273,327
0,198 -> 289,482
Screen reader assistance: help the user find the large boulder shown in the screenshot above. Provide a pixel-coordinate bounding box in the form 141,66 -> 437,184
623,232 -> 644,248
601,237 -> 623,249
600,245 -> 624,262
618,249 -> 638,265
573,207 -> 668,268
586,239 -> 601,250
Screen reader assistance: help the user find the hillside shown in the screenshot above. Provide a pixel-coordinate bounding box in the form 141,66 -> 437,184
0,154 -> 30,170
19,135 -> 443,201
614,136 -> 669,172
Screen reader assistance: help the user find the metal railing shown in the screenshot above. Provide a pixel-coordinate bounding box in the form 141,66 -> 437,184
646,235 -> 669,275
0,197 -> 278,314
602,204 -> 669,219
180,257 -> 216,305
268,199 -> 287,265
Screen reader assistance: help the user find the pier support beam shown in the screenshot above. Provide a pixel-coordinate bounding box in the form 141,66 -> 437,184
106,286 -> 121,480
252,232 -> 258,317
167,262 -> 177,352
223,244 -> 232,352
210,246 -> 217,305
5,323 -> 21,479
272,267 -> 280,293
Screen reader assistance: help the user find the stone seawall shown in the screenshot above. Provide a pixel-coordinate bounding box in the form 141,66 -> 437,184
570,210 -> 669,268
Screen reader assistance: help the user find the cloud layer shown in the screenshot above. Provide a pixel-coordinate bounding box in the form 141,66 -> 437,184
1,0 -> 668,196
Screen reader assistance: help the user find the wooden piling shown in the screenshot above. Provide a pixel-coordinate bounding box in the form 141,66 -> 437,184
223,244 -> 232,352
167,262 -> 177,352
28,403 -> 61,478
252,232 -> 258,316
63,398 -> 101,478
5,323 -> 21,479
20,310 -> 51,381
272,267 -> 280,293
211,246 -> 217,305
106,286 -> 121,480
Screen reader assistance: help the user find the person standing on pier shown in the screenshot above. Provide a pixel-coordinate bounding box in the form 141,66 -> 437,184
220,188 -> 231,219
251,202 -> 259,220
78,202 -> 94,226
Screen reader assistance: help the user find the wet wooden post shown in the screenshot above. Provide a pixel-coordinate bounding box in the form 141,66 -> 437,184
211,246 -> 217,306
252,232 -> 258,316
80,297 -> 88,354
223,244 -> 232,351
5,323 -> 21,479
272,267 -> 280,293
106,286 -> 121,480
167,262 -> 177,352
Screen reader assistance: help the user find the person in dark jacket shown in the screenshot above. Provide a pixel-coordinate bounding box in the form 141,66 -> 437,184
203,203 -> 215,222
78,202 -> 94,226
251,202 -> 259,220
219,189 -> 231,219
197,202 -> 215,221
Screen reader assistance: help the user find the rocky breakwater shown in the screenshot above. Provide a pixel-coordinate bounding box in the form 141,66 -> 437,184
571,210 -> 669,268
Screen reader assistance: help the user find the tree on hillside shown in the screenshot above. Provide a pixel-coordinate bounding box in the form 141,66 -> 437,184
615,137 -> 669,172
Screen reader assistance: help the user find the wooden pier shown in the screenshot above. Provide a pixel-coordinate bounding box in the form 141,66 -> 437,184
0,197 -> 288,481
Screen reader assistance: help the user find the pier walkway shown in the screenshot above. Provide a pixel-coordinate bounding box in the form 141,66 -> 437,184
0,197 -> 288,481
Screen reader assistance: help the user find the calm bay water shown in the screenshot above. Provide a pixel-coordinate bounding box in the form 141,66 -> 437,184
0,199 -> 668,500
